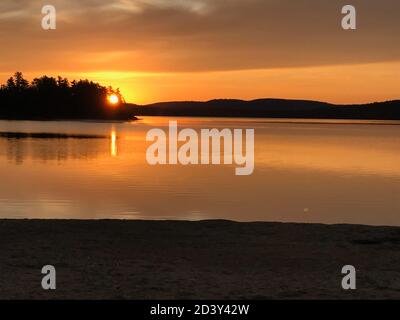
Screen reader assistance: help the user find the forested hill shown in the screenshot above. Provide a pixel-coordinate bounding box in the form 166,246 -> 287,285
0,72 -> 135,120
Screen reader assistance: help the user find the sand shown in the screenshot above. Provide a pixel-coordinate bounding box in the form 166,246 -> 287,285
0,219 -> 400,299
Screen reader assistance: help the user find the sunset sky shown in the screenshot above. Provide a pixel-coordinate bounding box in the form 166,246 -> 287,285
0,0 -> 399,104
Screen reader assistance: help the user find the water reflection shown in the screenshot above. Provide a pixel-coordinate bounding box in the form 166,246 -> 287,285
0,132 -> 110,164
110,128 -> 118,157
0,118 -> 399,225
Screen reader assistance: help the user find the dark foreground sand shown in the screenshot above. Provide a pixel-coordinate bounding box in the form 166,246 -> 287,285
1,219 -> 400,299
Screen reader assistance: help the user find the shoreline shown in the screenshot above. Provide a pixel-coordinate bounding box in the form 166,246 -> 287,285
0,117 -> 138,123
1,116 -> 400,127
1,219 -> 400,299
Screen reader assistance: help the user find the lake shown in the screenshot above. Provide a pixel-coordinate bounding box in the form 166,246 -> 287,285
0,117 -> 399,225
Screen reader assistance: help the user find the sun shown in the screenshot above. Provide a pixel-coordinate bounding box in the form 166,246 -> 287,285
108,94 -> 119,105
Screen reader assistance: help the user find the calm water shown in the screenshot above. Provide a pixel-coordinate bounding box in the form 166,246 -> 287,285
0,117 -> 399,225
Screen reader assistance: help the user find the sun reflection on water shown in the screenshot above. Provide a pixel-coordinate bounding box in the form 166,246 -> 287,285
110,129 -> 117,157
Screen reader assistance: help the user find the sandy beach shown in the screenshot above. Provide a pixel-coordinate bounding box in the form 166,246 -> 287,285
1,219 -> 400,299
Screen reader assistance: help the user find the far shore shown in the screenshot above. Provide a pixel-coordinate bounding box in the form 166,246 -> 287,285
1,116 -> 400,126
0,116 -> 138,122
1,219 -> 400,299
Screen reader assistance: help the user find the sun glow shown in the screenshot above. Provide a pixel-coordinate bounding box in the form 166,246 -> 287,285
108,94 -> 119,105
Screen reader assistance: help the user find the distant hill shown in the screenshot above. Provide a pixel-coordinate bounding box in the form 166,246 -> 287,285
127,99 -> 400,120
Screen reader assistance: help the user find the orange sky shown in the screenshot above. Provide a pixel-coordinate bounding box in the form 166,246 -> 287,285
0,0 -> 399,104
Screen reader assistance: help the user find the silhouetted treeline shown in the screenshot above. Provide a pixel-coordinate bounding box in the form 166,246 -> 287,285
0,72 -> 135,120
128,98 -> 400,120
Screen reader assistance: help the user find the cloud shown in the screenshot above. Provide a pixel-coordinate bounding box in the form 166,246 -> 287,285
107,0 -> 211,14
0,0 -> 399,73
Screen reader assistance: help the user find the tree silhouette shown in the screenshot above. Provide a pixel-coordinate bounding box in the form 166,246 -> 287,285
0,72 -> 132,120
14,72 -> 29,91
